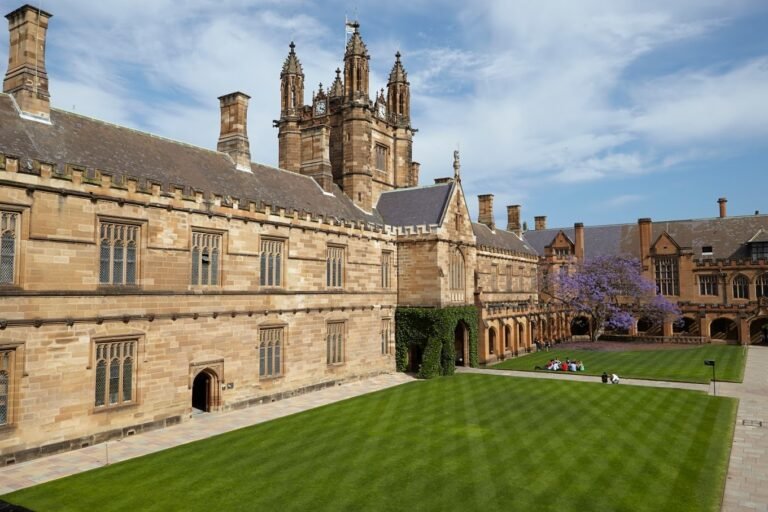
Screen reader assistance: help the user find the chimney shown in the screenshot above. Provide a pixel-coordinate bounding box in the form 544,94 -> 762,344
478,194 -> 494,230
574,222 -> 584,261
217,92 -> 252,172
4,5 -> 53,121
410,162 -> 420,187
638,218 -> 652,270
718,197 -> 727,218
534,216 -> 547,230
507,205 -> 521,236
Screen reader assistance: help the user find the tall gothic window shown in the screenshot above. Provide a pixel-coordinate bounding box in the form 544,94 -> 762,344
0,350 -> 12,426
506,265 -> 513,291
326,246 -> 344,288
381,251 -> 392,288
654,256 -> 679,296
0,211 -> 19,285
449,248 -> 465,302
191,232 -> 221,286
327,322 -> 344,364
757,274 -> 768,299
491,264 -> 498,291
732,275 -> 749,299
699,275 -> 719,296
375,144 -> 388,172
260,239 -> 284,287
99,222 -> 139,285
94,339 -> 136,408
381,318 -> 392,355
259,327 -> 283,379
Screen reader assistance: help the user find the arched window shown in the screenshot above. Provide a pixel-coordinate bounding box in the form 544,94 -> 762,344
259,327 -> 284,378
488,328 -> 496,355
0,350 -> 11,426
449,248 -> 465,302
733,275 -> 749,299
757,274 -> 768,299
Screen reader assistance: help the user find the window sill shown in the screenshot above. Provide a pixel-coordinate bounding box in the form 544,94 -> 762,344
92,402 -> 138,415
0,423 -> 17,434
258,375 -> 283,382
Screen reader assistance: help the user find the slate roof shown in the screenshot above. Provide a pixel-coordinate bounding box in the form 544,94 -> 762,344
0,94 -> 381,224
376,182 -> 453,227
472,223 -> 538,256
523,215 -> 768,261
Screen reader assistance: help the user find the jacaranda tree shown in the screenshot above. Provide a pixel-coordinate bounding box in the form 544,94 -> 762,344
547,255 -> 681,341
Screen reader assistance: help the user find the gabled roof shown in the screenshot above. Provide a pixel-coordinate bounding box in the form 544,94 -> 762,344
376,182 -> 453,227
748,229 -> 768,243
0,94 -> 380,224
523,214 -> 768,260
473,223 -> 538,256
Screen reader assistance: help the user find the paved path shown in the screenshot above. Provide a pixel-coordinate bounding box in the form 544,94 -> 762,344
0,372 -> 416,495
719,346 -> 768,512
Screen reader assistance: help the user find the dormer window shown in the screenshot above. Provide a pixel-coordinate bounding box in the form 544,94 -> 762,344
752,242 -> 768,262
701,246 -> 713,257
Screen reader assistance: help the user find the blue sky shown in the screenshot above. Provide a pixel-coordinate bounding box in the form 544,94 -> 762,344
4,0 -> 767,229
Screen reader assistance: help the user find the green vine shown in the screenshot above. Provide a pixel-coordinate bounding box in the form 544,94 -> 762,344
395,306 -> 478,379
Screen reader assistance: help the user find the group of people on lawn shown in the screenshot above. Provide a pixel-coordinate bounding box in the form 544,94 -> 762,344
536,358 -> 585,372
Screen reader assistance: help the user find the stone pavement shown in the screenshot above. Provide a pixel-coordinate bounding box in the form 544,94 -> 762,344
0,372 -> 416,495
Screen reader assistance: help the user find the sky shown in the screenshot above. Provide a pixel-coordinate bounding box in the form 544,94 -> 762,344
4,0 -> 767,229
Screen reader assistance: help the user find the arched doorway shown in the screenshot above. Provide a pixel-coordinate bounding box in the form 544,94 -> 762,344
488,327 -> 497,357
750,317 -> 768,345
571,316 -> 589,336
504,324 -> 512,353
192,369 -> 219,413
454,322 -> 468,367
673,317 -> 698,335
710,318 -> 739,342
517,323 -> 524,354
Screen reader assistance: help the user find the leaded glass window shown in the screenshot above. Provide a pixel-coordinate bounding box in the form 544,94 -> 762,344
381,251 -> 392,288
326,246 -> 344,288
699,274 -> 719,296
99,222 -> 139,285
752,242 -> 768,262
259,327 -> 283,378
758,274 -> 768,299
0,211 -> 19,285
327,322 -> 344,364
94,339 -> 136,408
733,275 -> 749,299
191,232 -> 222,285
654,256 -> 679,296
449,248 -> 466,302
0,351 -> 11,426
259,239 -> 284,287
381,319 -> 392,355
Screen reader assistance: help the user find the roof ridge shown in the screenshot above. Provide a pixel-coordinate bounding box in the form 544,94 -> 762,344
378,181 -> 453,194
536,212 -> 768,232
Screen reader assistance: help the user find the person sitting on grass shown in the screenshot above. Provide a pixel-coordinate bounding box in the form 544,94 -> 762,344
611,373 -> 620,384
578,361 -> 585,372
601,372 -> 609,383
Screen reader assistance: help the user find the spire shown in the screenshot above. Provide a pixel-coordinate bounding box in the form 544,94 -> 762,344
344,22 -> 368,58
453,150 -> 461,180
281,41 -> 304,77
329,68 -> 343,97
388,51 -> 408,84
343,22 -> 370,100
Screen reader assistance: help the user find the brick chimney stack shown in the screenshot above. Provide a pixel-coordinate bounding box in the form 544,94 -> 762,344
574,222 -> 585,261
4,5 -> 53,122
217,92 -> 252,172
718,197 -> 727,218
534,216 -> 547,230
638,218 -> 652,271
507,205 -> 521,236
478,194 -> 495,230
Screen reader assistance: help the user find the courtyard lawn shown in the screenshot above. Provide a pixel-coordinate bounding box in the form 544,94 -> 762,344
493,343 -> 746,383
3,374 -> 736,512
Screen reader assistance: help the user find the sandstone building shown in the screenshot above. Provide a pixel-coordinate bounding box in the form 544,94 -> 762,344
0,5 -> 558,464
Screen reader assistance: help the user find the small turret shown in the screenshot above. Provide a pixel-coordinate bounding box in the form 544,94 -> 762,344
387,51 -> 410,125
343,22 -> 370,101
280,41 -> 304,118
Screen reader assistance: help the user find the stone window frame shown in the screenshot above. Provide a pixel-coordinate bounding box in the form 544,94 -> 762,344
326,321 -> 345,365
92,335 -> 140,412
0,205 -> 25,288
374,143 -> 389,173
0,343 -> 22,429
449,247 -> 466,302
381,318 -> 393,355
326,245 -> 345,289
490,263 -> 498,291
506,265 -> 513,291
98,217 -> 143,287
751,242 -> 768,262
698,274 -> 719,296
654,256 -> 679,296
381,250 -> 392,289
190,229 -> 224,287
732,274 -> 750,300
757,273 -> 768,299
258,325 -> 285,379
259,237 -> 286,288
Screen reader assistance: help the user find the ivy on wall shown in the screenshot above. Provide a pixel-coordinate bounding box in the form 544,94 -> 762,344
395,306 -> 478,379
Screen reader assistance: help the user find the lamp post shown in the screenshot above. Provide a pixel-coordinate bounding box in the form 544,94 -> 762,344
704,359 -> 716,396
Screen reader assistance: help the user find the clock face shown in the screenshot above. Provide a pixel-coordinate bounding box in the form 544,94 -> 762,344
377,103 -> 386,118
315,100 -> 327,115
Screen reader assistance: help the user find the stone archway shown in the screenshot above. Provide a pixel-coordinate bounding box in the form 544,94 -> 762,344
454,322 -> 469,367
571,316 -> 590,336
488,327 -> 497,357
750,317 -> 768,345
674,316 -> 698,335
192,368 -> 220,413
710,317 -> 739,343
504,324 -> 512,353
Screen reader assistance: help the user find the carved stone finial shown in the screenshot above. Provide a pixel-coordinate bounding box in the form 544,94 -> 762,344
453,150 -> 460,178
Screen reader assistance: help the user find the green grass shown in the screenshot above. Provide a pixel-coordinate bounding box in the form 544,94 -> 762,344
3,374 -> 736,512
492,344 -> 747,383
